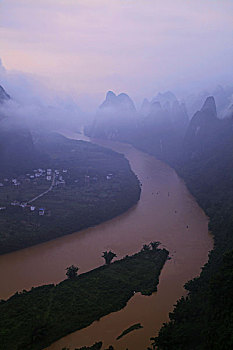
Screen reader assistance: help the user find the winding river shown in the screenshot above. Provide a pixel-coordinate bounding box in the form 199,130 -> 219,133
0,132 -> 213,350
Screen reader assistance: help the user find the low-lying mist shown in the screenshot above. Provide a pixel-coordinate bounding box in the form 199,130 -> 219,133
0,57 -> 233,142
0,59 -> 91,133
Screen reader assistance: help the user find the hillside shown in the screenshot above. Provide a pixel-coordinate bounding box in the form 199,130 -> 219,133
0,132 -> 141,254
150,100 -> 233,349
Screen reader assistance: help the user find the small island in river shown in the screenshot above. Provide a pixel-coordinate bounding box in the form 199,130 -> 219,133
0,132 -> 141,255
0,244 -> 169,350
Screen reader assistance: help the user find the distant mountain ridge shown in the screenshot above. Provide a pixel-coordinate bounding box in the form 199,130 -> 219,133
85,90 -> 137,140
140,91 -> 188,131
86,89 -> 189,146
0,85 -> 10,103
185,84 -> 233,117
151,90 -> 177,107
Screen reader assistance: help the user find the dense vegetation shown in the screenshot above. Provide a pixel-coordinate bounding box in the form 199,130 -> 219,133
0,246 -> 169,350
62,342 -> 117,350
63,342 -> 103,350
150,123 -> 233,350
0,133 -> 141,254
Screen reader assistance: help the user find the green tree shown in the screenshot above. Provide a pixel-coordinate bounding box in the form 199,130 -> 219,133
150,241 -> 160,250
142,244 -> 150,252
102,251 -> 117,265
66,265 -> 79,279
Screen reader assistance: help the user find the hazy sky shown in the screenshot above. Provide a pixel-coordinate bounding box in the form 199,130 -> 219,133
0,0 -> 233,109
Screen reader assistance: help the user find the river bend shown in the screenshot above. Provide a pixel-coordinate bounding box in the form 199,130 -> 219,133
0,132 -> 213,350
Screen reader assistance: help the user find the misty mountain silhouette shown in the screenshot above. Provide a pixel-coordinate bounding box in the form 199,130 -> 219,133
183,96 -> 229,160
0,85 -> 10,103
185,85 -> 233,117
151,90 -> 177,108
99,90 -> 136,112
86,91 -> 233,170
141,95 -> 188,131
85,91 -> 137,140
140,98 -> 151,117
0,85 -> 45,175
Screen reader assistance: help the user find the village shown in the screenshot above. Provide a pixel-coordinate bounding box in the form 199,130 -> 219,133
0,167 -> 114,216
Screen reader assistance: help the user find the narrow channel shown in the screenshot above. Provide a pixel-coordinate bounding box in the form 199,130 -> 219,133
0,131 -> 213,349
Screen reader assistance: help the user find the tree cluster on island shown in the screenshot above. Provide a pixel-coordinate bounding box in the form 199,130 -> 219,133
0,245 -> 169,350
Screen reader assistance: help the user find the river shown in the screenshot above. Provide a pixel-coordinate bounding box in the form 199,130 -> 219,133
0,131 -> 213,350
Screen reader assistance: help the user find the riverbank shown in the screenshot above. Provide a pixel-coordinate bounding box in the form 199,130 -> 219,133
0,246 -> 168,350
152,137 -> 233,349
0,133 -> 141,255
109,129 -> 233,349
0,132 -> 212,349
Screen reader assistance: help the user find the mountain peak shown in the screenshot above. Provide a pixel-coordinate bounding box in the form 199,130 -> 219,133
142,98 -> 149,105
106,91 -> 116,101
117,92 -> 130,101
100,91 -> 136,112
151,90 -> 177,107
201,96 -> 217,117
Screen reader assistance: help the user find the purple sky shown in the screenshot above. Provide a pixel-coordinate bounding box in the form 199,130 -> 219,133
0,0 -> 233,109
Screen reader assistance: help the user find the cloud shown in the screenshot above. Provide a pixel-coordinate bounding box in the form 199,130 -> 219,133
0,0 -> 233,105
0,58 -> 89,129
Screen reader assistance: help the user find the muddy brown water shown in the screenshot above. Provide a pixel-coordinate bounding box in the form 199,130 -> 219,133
0,131 -> 213,350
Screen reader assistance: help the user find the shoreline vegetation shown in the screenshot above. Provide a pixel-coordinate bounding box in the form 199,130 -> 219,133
0,245 -> 169,350
150,147 -> 233,349
0,133 -> 141,255
113,131 -> 233,349
62,342 -> 103,350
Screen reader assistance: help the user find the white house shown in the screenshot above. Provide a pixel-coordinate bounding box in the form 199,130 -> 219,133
11,200 -> 20,206
39,208 -> 45,216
